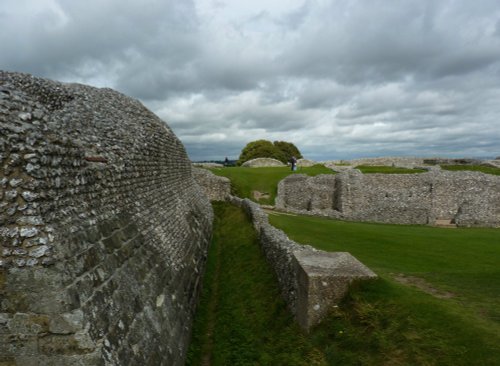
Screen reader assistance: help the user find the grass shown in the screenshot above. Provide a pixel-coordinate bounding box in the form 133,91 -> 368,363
188,203 -> 500,365
209,164 -> 334,205
355,165 -> 427,174
186,203 -> 326,366
269,212 -> 500,364
441,164 -> 500,175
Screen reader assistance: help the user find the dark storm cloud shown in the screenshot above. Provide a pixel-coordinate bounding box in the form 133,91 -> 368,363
1,0 -> 500,160
0,0 -> 201,86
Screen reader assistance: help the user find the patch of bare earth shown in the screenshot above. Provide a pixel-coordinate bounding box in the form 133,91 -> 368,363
252,190 -> 270,201
392,274 -> 455,299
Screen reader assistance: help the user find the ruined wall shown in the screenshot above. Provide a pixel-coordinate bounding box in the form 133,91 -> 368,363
275,174 -> 337,214
192,167 -> 231,201
229,196 -> 376,330
0,72 -> 213,365
241,158 -> 285,167
324,157 -> 426,168
276,170 -> 500,227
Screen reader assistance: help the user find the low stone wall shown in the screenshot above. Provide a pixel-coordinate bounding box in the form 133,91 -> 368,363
241,158 -> 285,167
324,157 -> 426,169
423,158 -> 484,166
276,170 -> 500,227
0,72 -> 213,365
192,162 -> 224,168
192,167 -> 231,201
228,196 -> 377,330
297,159 -> 317,167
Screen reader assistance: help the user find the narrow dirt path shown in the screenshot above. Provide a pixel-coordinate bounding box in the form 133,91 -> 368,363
392,273 -> 455,299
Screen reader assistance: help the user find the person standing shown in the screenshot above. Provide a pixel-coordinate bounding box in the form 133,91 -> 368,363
290,156 -> 297,171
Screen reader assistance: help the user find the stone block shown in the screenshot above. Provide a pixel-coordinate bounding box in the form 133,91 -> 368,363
293,251 -> 377,331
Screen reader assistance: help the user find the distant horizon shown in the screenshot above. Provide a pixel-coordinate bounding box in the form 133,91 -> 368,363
190,154 -> 498,163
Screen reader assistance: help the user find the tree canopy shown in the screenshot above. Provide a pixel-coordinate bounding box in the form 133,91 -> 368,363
237,140 -> 303,165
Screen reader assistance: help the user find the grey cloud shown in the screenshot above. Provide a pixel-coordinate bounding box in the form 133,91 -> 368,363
0,0 -> 200,83
1,0 -> 500,161
279,0 -> 500,85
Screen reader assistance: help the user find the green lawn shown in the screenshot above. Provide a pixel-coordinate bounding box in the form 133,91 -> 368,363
441,164 -> 500,175
355,165 -> 427,174
209,165 -> 334,205
269,212 -> 500,364
188,203 -> 500,365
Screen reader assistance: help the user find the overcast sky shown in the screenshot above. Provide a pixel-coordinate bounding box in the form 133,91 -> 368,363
2,0 -> 500,161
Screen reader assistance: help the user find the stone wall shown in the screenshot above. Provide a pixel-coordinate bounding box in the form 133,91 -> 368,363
0,72 -> 213,365
228,196 -> 376,330
276,170 -> 500,227
324,157 -> 426,168
241,158 -> 285,167
192,167 -> 231,201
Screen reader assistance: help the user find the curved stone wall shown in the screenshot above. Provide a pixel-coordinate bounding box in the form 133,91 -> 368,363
276,170 -> 500,227
0,72 -> 213,365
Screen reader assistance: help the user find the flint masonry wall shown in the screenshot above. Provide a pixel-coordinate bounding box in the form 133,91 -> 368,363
228,196 -> 376,330
276,170 -> 500,227
192,167 -> 231,201
0,72 -> 213,365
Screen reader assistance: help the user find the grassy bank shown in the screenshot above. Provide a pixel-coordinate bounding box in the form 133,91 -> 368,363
441,164 -> 500,175
209,165 -> 334,205
186,203 -> 325,366
188,203 -> 500,365
355,165 -> 426,174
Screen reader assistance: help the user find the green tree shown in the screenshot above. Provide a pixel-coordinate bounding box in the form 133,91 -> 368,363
237,140 -> 302,165
273,141 -> 303,163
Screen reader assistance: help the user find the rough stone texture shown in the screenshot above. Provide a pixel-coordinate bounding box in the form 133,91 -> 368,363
423,157 -> 483,166
294,251 -> 376,330
0,71 -> 213,365
229,196 -> 376,330
324,157 -> 427,169
192,167 -> 231,201
297,159 -> 317,167
276,170 -> 500,227
484,159 -> 500,168
192,162 -> 223,168
241,158 -> 285,167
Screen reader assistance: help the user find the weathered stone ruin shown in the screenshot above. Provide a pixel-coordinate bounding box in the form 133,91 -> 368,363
228,196 -> 376,330
192,167 -> 231,201
0,71 -> 213,365
241,157 -> 285,167
193,168 -> 377,330
276,169 -> 500,227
